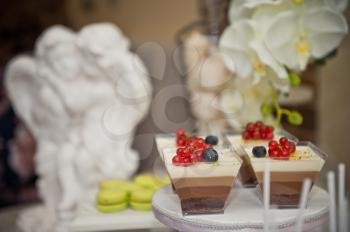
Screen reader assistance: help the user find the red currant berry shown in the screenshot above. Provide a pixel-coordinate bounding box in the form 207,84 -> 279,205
176,148 -> 184,156
265,126 -> 274,134
289,142 -> 296,153
279,137 -> 288,146
176,138 -> 186,147
242,131 -> 251,140
269,149 -> 278,157
255,121 -> 263,128
176,129 -> 185,138
282,142 -> 291,152
260,131 -> 267,140
268,140 -> 278,150
195,138 -> 205,148
266,132 -> 274,140
281,148 -> 290,157
183,157 -> 191,164
189,153 -> 198,162
182,148 -> 191,157
246,122 -> 255,132
253,130 -> 260,139
172,155 -> 181,165
277,148 -> 284,157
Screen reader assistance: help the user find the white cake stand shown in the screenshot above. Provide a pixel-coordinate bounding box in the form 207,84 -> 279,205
152,185 -> 329,232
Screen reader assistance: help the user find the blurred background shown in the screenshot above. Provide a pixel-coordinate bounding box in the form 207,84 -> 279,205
0,0 -> 349,220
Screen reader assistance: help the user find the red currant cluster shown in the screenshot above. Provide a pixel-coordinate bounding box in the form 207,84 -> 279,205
242,121 -> 274,140
268,137 -> 296,159
173,129 -> 213,165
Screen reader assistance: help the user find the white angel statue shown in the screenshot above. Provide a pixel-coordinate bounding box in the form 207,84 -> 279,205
5,23 -> 152,232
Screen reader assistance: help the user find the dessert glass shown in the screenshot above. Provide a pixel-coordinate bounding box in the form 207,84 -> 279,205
162,147 -> 242,215
244,141 -> 326,208
225,129 -> 298,187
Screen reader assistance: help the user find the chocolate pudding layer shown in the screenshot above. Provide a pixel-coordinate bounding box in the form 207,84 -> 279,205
255,171 -> 319,207
173,176 -> 235,215
237,150 -> 258,187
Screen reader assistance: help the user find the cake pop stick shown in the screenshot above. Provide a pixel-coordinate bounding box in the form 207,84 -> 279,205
327,171 -> 337,232
338,164 -> 346,232
263,159 -> 270,232
295,178 -> 311,232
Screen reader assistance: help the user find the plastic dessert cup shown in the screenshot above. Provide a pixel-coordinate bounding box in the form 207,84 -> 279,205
244,141 -> 326,208
154,134 -> 177,161
162,147 -> 242,215
225,129 -> 298,188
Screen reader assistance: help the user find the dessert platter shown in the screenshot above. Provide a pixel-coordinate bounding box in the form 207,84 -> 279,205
153,121 -> 329,231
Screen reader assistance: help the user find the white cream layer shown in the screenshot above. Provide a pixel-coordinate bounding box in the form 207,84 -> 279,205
226,134 -> 294,151
163,147 -> 242,179
245,145 -> 325,172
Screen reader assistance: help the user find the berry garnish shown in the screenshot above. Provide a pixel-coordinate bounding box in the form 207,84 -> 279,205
279,137 -> 288,146
172,155 -> 182,165
267,138 -> 296,160
252,146 -> 266,158
202,148 -> 219,162
242,121 -> 274,141
205,135 -> 219,145
176,129 -> 185,138
268,140 -> 278,150
176,138 -> 186,147
172,130 -> 219,165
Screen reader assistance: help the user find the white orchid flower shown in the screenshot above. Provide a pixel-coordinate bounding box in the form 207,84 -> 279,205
219,19 -> 289,92
263,0 -> 348,71
220,77 -> 273,130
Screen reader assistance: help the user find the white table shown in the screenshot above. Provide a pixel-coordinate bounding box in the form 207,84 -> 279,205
152,185 -> 329,232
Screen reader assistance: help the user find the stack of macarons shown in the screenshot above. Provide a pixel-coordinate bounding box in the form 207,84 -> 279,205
95,174 -> 170,213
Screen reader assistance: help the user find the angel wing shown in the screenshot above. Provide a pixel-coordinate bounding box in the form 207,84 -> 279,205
5,55 -> 42,139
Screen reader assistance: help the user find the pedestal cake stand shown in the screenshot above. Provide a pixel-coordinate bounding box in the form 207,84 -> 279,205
152,185 -> 329,232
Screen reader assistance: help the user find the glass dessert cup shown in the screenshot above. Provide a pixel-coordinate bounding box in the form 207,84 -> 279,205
225,129 -> 298,188
162,147 -> 242,215
244,141 -> 326,208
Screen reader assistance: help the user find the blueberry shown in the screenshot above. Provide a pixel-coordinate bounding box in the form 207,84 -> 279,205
252,146 -> 267,158
205,135 -> 218,145
202,148 -> 219,162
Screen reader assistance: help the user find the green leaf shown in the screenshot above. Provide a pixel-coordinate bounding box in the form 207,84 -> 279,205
288,71 -> 301,87
287,111 -> 303,125
260,103 -> 272,117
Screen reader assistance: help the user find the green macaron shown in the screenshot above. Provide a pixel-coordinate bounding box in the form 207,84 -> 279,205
96,202 -> 128,213
129,188 -> 154,211
95,189 -> 128,213
134,174 -> 164,190
99,179 -> 130,191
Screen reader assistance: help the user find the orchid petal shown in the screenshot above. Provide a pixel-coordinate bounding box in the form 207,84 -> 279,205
305,7 -> 348,58
264,11 -> 299,69
219,20 -> 255,51
250,39 -> 288,79
305,7 -> 348,34
220,48 -> 252,77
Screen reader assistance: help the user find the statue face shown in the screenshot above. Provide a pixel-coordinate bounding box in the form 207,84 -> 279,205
47,43 -> 82,81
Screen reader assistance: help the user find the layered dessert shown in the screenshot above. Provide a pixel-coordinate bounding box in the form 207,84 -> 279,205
162,146 -> 242,215
225,121 -> 298,187
244,139 -> 326,207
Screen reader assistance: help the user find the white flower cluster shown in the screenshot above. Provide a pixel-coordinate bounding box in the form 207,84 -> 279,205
219,0 -> 348,92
